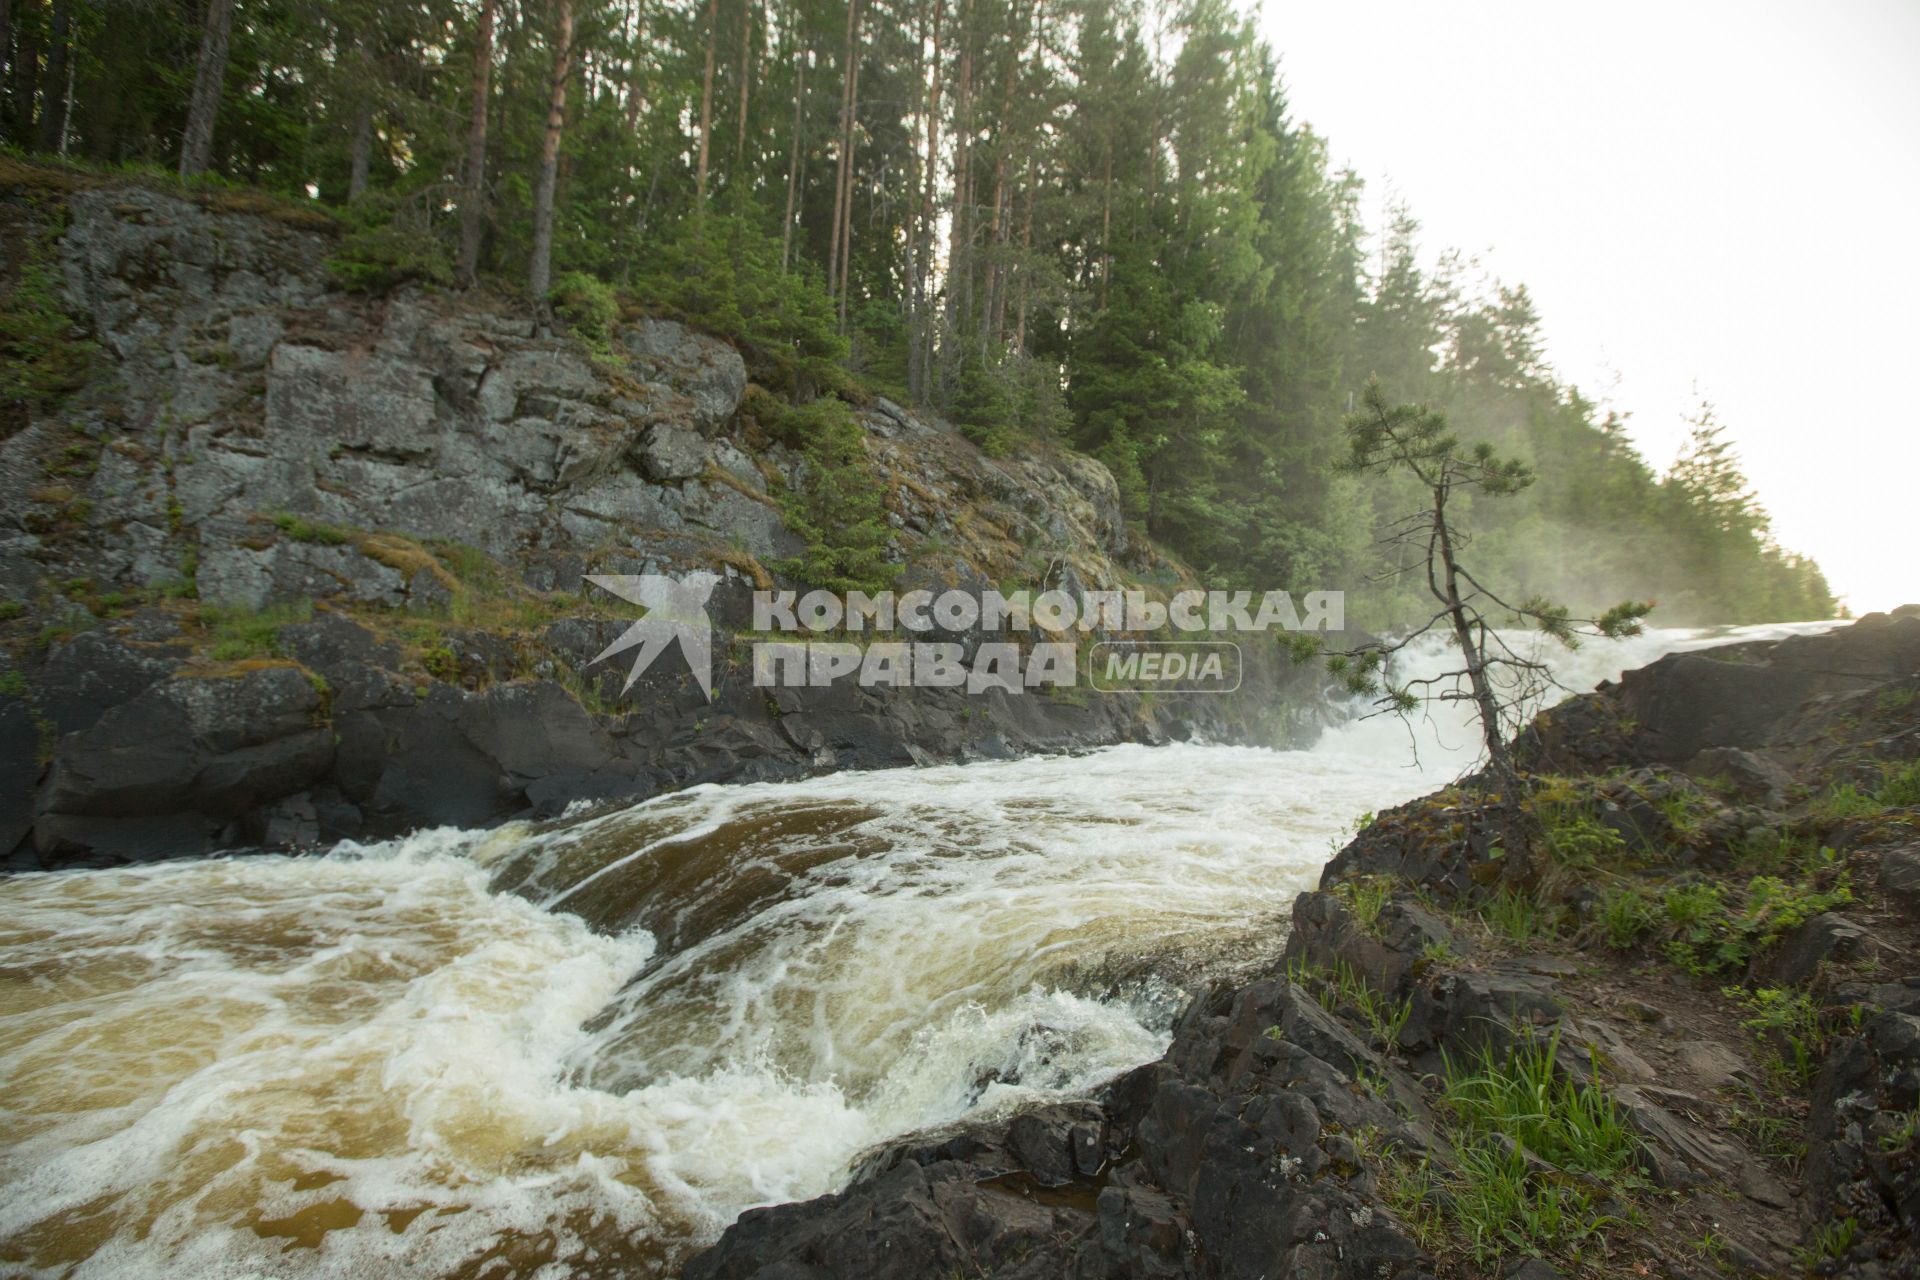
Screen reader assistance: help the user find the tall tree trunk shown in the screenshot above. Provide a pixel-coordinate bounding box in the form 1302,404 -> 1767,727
694,0 -> 719,223
528,0 -> 574,302
33,0 -> 66,153
903,0 -> 926,400
179,0 -> 234,178
1097,135 -> 1111,309
979,5 -> 1021,361
732,0 -> 752,174
834,6 -> 859,329
347,103 -> 373,202
915,0 -> 943,399
943,0 -> 972,361
779,3 -> 805,273
825,0 -> 856,303
0,1 -> 13,127
8,0 -> 40,150
621,0 -> 645,131
458,0 -> 496,286
1013,156 -> 1032,354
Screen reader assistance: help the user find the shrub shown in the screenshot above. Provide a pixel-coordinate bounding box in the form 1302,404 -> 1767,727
0,210 -> 97,411
1529,781 -> 1627,866
1659,872 -> 1850,976
327,194 -> 452,293
550,271 -> 619,349
422,646 -> 459,682
633,212 -> 847,386
1598,884 -> 1656,951
776,397 -> 895,595
1540,805 -> 1626,865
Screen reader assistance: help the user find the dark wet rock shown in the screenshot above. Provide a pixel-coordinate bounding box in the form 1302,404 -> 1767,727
1399,965 -> 1563,1063
1613,1084 -> 1747,1188
1520,612 -> 1920,772
1502,1261 -> 1563,1280
1285,889 -> 1457,999
1880,845 -> 1920,916
1809,1011 -> 1920,1250
32,663 -> 333,862
681,611 -> 1920,1279
35,626 -> 190,737
1751,911 -> 1885,986
686,970 -> 1434,1280
0,696 -> 41,860
1319,792 -> 1505,904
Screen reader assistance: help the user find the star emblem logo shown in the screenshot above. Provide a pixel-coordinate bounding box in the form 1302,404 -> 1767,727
585,571 -> 720,699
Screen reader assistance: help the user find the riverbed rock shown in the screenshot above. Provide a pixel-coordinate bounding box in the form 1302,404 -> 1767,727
32,662 -> 333,861
1284,888 -> 1457,998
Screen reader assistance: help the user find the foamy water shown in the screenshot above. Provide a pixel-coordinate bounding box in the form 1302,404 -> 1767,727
0,622 -> 1837,1277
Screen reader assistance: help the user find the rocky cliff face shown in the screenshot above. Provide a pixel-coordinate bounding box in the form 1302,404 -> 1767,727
682,612 -> 1920,1280
0,177 -> 1331,869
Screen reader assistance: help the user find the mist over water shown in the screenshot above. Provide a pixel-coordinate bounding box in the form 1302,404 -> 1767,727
0,622 -> 1837,1278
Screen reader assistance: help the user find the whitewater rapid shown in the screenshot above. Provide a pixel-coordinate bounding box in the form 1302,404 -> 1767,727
0,622 -> 1837,1277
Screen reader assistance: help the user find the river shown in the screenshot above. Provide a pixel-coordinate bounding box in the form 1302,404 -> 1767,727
0,621 -> 1836,1278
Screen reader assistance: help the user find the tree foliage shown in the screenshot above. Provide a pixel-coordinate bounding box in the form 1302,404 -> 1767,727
1320,381 -> 1655,875
0,0 -> 1837,624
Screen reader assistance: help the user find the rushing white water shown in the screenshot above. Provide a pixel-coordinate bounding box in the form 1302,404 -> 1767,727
0,621 -> 1838,1278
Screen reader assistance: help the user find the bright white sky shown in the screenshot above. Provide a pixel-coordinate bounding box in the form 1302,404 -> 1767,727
1258,0 -> 1920,616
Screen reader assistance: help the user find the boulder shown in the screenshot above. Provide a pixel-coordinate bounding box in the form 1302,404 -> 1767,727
1686,746 -> 1798,808
634,423 -> 709,482
618,318 -> 747,434
34,625 -> 189,736
1612,1084 -> 1747,1188
1808,1012 -> 1920,1241
0,696 -> 40,859
34,663 -> 334,858
1400,965 -> 1564,1062
1285,889 -> 1457,999
1751,911 -> 1882,986
1880,844 -> 1920,916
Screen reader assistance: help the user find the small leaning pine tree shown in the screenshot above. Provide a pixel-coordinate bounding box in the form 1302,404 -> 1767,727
1306,380 -> 1654,879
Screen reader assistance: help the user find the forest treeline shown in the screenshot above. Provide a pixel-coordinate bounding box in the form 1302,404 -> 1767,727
0,0 -> 1837,623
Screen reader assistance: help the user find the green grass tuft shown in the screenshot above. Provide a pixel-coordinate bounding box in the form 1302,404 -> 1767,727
200,599 -> 314,661
1482,888 -> 1552,944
